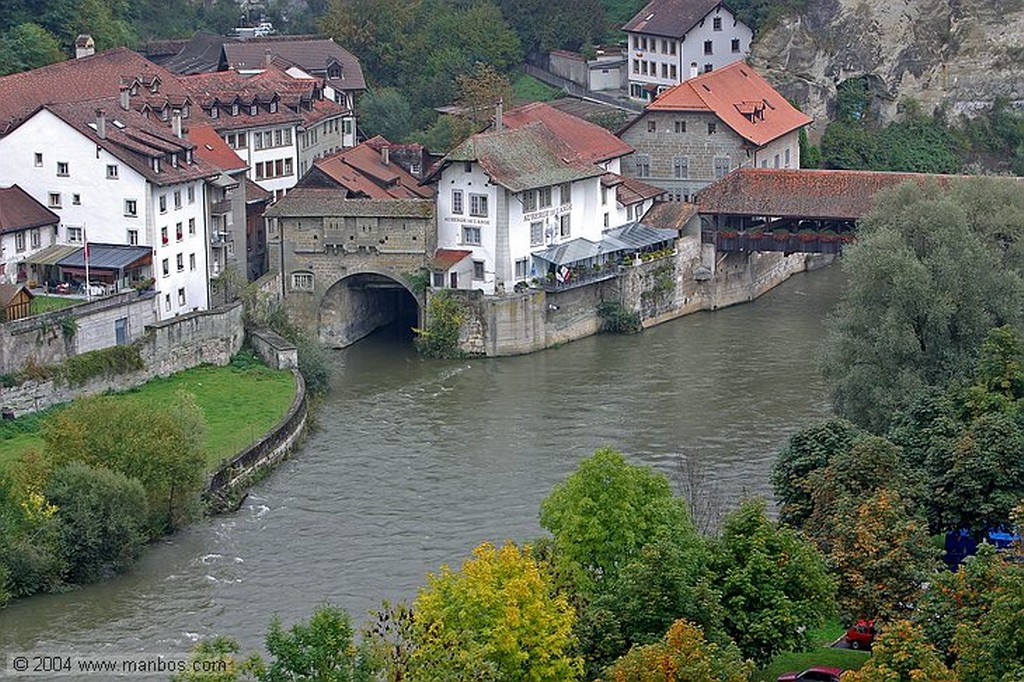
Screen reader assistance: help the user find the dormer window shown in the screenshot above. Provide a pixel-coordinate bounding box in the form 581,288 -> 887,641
210,106 -> 218,119
181,104 -> 189,118
186,149 -> 193,164
269,101 -> 278,113
171,153 -> 178,167
129,83 -> 139,96
152,157 -> 161,172
150,78 -> 160,94
231,103 -> 239,116
160,107 -> 169,121
250,104 -> 258,115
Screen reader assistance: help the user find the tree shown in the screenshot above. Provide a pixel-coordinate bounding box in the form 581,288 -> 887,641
455,63 -> 513,126
711,498 -> 836,664
601,619 -> 752,682
45,462 -> 149,584
408,541 -> 581,681
0,23 -> 65,75
953,560 -> 1024,681
771,418 -> 867,528
498,0 -> 606,54
406,114 -> 477,153
42,393 -> 207,535
840,620 -> 956,682
0,475 -> 66,600
822,178 -> 1024,433
256,605 -> 371,682
173,636 -> 250,682
357,88 -> 413,142
540,447 -> 696,596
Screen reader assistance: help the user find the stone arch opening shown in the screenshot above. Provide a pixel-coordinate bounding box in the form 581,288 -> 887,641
319,271 -> 420,348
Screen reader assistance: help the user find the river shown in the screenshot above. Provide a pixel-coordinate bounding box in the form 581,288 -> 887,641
0,265 -> 844,663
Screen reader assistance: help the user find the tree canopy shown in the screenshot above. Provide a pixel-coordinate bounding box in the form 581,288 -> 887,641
600,619 -> 752,682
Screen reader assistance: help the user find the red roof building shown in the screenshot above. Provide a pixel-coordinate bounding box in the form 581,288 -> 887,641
499,102 -> 633,166
296,137 -> 434,200
619,62 -> 811,203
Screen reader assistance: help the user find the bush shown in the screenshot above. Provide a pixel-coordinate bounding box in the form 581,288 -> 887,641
58,344 -> 144,386
597,300 -> 641,334
415,290 -> 466,358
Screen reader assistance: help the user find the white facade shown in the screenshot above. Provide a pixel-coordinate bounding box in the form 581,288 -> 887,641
0,225 -> 56,283
0,109 -> 211,319
627,5 -> 752,100
223,123 -> 300,198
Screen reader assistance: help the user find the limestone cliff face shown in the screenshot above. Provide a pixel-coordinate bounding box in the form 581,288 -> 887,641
750,0 -> 1024,135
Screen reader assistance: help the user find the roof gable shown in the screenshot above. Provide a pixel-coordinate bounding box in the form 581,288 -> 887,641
499,102 -> 633,164
304,139 -> 434,200
221,37 -> 365,91
0,185 -> 60,234
622,0 -> 734,38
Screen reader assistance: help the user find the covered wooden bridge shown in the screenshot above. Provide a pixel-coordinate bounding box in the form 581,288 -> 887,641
697,168 -> 959,254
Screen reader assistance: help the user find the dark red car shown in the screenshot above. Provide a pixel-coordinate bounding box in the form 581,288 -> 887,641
844,619 -> 877,650
777,666 -> 844,682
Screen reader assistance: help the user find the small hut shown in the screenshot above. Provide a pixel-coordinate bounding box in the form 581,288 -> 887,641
0,283 -> 34,322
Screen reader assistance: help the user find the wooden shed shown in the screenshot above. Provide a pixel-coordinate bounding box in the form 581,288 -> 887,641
0,283 -> 33,322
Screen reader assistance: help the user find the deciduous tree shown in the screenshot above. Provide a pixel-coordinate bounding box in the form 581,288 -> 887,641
601,619 -> 752,682
840,620 -> 955,682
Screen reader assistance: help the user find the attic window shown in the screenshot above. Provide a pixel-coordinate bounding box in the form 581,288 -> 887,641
181,104 -> 189,118
231,103 -> 239,116
152,157 -> 161,172
171,153 -> 178,167
269,101 -> 278,113
150,79 -> 160,94
645,13 -> 654,20
160,107 -> 169,121
250,104 -> 258,115
186,150 -> 193,163
113,120 -> 126,129
210,106 -> 219,119
130,83 -> 139,96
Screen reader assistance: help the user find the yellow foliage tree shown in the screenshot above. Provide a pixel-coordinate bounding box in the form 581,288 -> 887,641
601,619 -> 752,682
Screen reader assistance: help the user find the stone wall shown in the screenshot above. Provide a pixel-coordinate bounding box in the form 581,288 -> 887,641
250,328 -> 298,370
0,291 -> 157,375
0,302 -> 244,416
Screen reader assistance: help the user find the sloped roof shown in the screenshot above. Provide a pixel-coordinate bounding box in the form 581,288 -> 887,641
188,124 -> 247,172
245,178 -> 272,204
533,222 -> 679,265
0,48 -> 185,137
643,201 -> 698,229
0,283 -> 33,307
308,138 -> 434,200
623,0 -> 725,38
696,168 -> 980,219
0,185 -> 60,234
432,249 -> 473,269
442,123 -> 604,193
160,32 -> 229,74
500,102 -> 633,164
636,62 -> 812,147
264,189 -> 434,218
57,243 -> 152,270
222,37 -> 365,91
609,174 -> 665,205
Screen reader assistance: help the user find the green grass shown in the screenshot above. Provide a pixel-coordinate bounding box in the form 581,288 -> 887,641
512,73 -> 561,104
0,361 -> 296,474
753,619 -> 869,681
29,295 -> 80,315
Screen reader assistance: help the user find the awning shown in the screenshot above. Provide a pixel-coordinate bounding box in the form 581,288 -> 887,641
23,244 -> 81,266
602,222 -> 679,250
533,222 -> 679,266
57,243 -> 152,271
532,239 -> 604,266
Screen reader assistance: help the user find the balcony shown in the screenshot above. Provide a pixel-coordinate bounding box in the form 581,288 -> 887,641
210,199 -> 232,215
210,231 -> 231,247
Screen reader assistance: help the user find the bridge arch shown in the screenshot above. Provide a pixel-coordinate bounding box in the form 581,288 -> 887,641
318,269 -> 421,348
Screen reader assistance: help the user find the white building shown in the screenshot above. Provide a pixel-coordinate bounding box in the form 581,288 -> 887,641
623,0 -> 753,101
0,185 -> 60,284
0,102 -> 217,319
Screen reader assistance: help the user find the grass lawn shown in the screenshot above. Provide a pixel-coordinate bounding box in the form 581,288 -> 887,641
512,73 -> 561,103
0,361 -> 296,474
29,295 -> 81,315
753,620 -> 870,681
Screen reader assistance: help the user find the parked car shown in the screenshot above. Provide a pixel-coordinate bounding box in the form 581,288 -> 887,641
845,619 -> 877,650
777,666 -> 844,682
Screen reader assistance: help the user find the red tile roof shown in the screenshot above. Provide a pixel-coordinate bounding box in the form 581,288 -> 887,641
432,249 -> 473,269
641,62 -> 812,147
696,168 -> 986,219
308,138 -> 433,200
0,185 -> 60,234
245,178 -> 272,204
188,124 -> 247,171
0,48 -> 185,137
222,37 -> 365,91
501,102 -> 633,164
643,201 -> 698,229
622,0 -> 724,37
615,175 -> 666,205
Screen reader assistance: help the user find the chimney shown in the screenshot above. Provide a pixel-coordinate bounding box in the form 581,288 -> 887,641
381,145 -> 390,165
119,83 -> 130,111
95,108 -> 106,139
689,62 -> 699,80
265,49 -> 273,68
75,34 -> 95,59
495,99 -> 503,132
172,109 -> 182,138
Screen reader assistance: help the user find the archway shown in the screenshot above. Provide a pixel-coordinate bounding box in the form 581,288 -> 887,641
319,272 -> 420,348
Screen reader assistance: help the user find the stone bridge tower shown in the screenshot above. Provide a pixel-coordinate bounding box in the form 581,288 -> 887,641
265,191 -> 435,347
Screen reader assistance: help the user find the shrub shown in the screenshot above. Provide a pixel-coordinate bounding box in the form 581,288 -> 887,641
414,290 -> 466,358
597,300 -> 641,334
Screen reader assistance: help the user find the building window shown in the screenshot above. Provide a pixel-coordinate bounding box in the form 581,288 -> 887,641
600,185 -> 608,205
14,232 -> 25,252
34,153 -> 42,167
670,41 -> 677,55
250,104 -> 258,116
67,226 -> 83,243
56,161 -> 69,177
174,191 -> 182,209
714,156 -> 731,179
675,120 -> 686,133
704,63 -> 713,73
231,103 -> 239,116
522,189 -> 537,212
661,63 -> 668,78
670,64 -> 677,79
473,260 -> 485,280
462,225 -> 481,245
161,226 -> 168,245
708,122 -> 717,134
48,192 -> 61,208
647,120 -> 656,133
713,16 -> 722,30
469,193 -> 488,217
641,61 -> 648,76
176,253 -> 184,271
785,148 -> 791,167
165,294 -> 171,311
514,258 -> 528,280
159,194 -> 167,213
452,189 -> 464,214
72,194 -> 81,205
530,221 -> 543,246
187,186 -> 195,203
603,213 -> 609,227
463,161 -> 472,173
30,229 -> 40,248
559,214 -> 571,238
539,186 -> 552,208
127,228 -> 139,245
732,38 -> 741,53
632,59 -> 639,74
106,164 -> 118,179
634,154 -> 651,178
124,199 -> 137,216
704,40 -> 713,55
558,183 -> 571,205
661,39 -> 668,53
178,288 -> 186,306
774,153 -> 781,168
432,272 -> 444,288
673,156 -> 689,178
292,272 -> 315,290
162,258 -> 169,277
188,217 -> 196,235
176,222 -> 183,241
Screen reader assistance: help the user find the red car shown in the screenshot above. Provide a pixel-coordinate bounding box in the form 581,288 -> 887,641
845,619 -> 877,650
777,666 -> 844,682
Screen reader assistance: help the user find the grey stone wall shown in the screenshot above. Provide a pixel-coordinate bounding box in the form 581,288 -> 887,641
0,302 -> 243,417
250,328 -> 298,370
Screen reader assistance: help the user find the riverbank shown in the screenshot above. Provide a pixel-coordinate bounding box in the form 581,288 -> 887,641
0,355 -> 296,474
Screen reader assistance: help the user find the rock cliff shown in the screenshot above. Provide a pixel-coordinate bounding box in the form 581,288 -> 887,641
750,0 -> 1024,136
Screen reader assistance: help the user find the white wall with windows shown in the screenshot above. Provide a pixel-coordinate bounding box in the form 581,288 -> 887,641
224,124 -> 300,195
150,180 -> 209,318
436,162 -> 498,291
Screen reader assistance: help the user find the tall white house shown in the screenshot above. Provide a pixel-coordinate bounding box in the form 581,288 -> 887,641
623,0 -> 753,101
